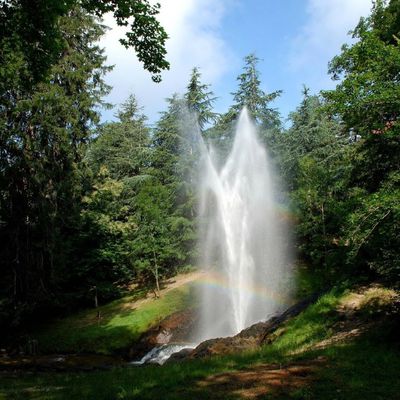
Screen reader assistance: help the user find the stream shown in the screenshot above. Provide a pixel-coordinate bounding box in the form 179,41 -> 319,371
131,343 -> 196,365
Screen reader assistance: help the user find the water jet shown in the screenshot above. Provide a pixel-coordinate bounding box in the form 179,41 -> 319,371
197,108 -> 292,341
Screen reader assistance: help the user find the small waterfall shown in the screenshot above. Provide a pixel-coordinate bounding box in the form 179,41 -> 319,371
197,108 -> 292,341
131,344 -> 195,365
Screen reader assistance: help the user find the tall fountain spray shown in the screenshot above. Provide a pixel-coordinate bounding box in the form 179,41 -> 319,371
130,108 -> 292,365
198,108 -> 291,341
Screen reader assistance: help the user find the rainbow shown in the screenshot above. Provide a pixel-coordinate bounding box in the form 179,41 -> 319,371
194,270 -> 292,306
273,202 -> 298,223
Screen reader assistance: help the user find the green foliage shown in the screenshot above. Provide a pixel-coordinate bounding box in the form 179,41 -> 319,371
323,0 -> 400,192
0,8 -> 111,322
0,0 -> 169,84
321,0 -> 400,281
150,94 -> 198,275
185,67 -> 218,131
273,89 -> 349,275
79,96 -> 151,299
151,94 -> 188,184
131,182 -> 178,292
74,167 -> 136,302
275,89 -> 345,191
87,95 -> 151,180
82,92 -> 197,297
273,0 -> 399,284
206,54 -> 282,157
324,0 -> 400,138
344,172 -> 400,281
231,54 -> 281,130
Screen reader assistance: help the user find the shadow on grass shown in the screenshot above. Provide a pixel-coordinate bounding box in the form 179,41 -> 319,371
2,329 -> 398,400
2,289 -> 398,400
29,284 -> 196,355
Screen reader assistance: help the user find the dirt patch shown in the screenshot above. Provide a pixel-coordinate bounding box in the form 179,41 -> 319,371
338,284 -> 399,316
196,358 -> 326,399
304,284 -> 400,353
121,271 -> 204,312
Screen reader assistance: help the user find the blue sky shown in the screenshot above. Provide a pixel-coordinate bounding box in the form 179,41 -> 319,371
100,0 -> 373,126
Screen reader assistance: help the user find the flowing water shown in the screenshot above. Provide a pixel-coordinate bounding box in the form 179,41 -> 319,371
131,344 -> 195,365
197,108 -> 292,341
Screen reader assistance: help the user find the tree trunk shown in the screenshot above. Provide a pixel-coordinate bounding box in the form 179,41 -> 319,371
152,249 -> 161,298
155,266 -> 160,297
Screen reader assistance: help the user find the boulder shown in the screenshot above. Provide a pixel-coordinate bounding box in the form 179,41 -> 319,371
128,308 -> 198,359
170,293 -> 322,360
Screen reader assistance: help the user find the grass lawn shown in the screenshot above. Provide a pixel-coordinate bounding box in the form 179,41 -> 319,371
1,285 -> 399,399
30,281 -> 196,355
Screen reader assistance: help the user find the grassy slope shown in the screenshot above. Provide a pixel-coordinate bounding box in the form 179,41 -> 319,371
31,282 -> 196,354
1,284 -> 399,399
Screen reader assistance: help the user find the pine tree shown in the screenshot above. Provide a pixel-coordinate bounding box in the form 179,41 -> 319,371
205,54 -> 282,156
231,54 -> 281,129
280,88 -> 345,190
0,7 -> 111,320
87,95 -> 150,180
275,89 -> 347,275
149,95 -> 197,275
75,95 -> 152,303
184,67 -> 218,131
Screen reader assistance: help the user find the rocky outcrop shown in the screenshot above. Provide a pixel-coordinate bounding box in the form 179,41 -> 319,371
128,308 -> 198,359
169,293 -> 322,361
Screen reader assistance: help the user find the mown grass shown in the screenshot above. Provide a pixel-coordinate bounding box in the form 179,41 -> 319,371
30,283 -> 196,355
1,286 -> 399,400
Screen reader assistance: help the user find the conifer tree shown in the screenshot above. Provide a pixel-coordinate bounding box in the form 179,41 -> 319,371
231,54 -> 281,129
87,95 -> 150,180
0,7 -> 111,319
206,54 -> 282,156
184,67 -> 218,131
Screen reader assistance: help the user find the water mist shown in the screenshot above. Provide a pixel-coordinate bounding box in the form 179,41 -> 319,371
131,108 -> 292,365
197,108 -> 292,341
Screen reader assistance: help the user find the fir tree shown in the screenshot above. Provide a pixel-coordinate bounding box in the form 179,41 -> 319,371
231,54 -> 281,129
184,67 -> 218,131
0,7 -> 111,320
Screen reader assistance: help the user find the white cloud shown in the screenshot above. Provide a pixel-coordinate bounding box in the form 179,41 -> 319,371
100,0 -> 234,123
288,0 -> 373,88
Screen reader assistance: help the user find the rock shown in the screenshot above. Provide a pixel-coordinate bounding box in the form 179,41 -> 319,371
128,308 -> 198,360
169,292 -> 323,361
166,348 -> 193,362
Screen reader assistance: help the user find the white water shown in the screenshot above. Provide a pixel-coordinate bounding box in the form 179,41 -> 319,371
131,108 -> 291,365
131,344 -> 195,365
197,108 -> 291,341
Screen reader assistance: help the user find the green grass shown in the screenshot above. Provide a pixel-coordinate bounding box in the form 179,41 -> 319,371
31,283 -> 195,355
1,286 -> 398,400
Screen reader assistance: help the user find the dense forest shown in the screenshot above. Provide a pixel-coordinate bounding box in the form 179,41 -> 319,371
0,0 -> 399,340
